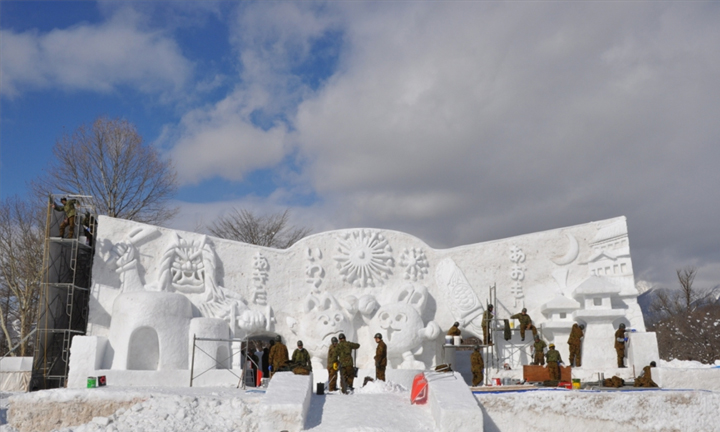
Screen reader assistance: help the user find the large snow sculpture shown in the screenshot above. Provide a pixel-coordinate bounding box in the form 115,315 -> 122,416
71,214 -> 658,388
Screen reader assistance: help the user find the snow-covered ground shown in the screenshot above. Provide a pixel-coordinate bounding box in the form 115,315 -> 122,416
2,360 -> 719,432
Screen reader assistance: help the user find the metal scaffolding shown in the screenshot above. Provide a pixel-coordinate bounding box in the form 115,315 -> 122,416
30,194 -> 96,391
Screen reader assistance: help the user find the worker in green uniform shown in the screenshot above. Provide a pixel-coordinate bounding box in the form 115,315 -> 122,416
374,333 -> 387,381
532,335 -> 547,366
447,322 -> 462,337
510,308 -> 538,341
634,361 -> 658,387
291,340 -> 312,375
470,345 -> 484,386
567,323 -> 585,367
335,333 -> 360,394
52,197 -> 78,239
545,343 -> 563,381
615,323 -> 627,368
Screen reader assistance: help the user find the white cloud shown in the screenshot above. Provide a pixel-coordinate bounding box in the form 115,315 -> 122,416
1,11 -> 192,98
163,2 -> 720,288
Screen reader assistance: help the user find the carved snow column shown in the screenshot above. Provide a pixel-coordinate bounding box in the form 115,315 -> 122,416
540,294 -> 581,360
572,276 -> 625,369
109,291 -> 193,371
189,318 -> 232,372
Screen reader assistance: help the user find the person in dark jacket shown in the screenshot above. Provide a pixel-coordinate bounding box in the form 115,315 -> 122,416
268,335 -> 288,377
471,345 -> 484,386
327,337 -> 339,392
615,323 -> 627,368
510,308 -> 537,341
532,335 -> 547,366
567,323 -> 585,367
291,340 -> 312,375
374,333 -> 387,381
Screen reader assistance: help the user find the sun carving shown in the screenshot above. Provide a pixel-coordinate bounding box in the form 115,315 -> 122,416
334,229 -> 395,287
399,247 -> 429,281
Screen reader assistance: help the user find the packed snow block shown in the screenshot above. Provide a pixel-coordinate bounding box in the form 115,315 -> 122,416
68,336 -> 108,388
426,371 -> 484,432
352,368 -> 422,389
261,371 -> 312,432
654,367 -> 720,391
626,331 -> 659,372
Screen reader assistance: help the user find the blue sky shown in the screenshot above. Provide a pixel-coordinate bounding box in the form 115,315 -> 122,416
2,1 -> 720,291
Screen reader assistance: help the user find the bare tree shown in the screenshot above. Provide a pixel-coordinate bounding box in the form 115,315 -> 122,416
0,196 -> 45,356
648,267 -> 720,363
208,208 -> 311,248
677,266 -> 697,313
32,116 -> 178,225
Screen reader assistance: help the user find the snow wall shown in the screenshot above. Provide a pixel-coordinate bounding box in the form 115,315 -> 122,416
69,215 -> 657,387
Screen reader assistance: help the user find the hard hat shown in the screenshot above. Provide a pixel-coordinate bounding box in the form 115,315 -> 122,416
453,322 -> 459,327
338,333 -> 346,340
579,324 -> 585,330
297,340 -> 303,347
275,335 -> 282,342
331,337 -> 338,344
374,333 -> 382,339
619,323 -> 626,328
488,305 -> 494,310
534,335 -> 540,340
549,343 -> 555,348
522,308 -> 527,313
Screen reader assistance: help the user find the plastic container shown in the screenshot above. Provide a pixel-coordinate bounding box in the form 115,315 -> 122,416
492,378 -> 501,386
87,377 -> 97,388
572,378 -> 581,389
445,335 -> 454,345
453,336 -> 461,346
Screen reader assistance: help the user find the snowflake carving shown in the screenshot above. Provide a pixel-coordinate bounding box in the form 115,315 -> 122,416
399,247 -> 429,281
334,229 -> 394,287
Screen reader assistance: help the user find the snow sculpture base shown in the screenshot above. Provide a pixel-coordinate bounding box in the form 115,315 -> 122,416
426,371 -> 483,432
261,371 -> 313,432
626,331 -> 659,372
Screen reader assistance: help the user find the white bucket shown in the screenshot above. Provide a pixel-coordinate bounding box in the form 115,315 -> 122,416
453,336 -> 461,346
445,335 -> 454,345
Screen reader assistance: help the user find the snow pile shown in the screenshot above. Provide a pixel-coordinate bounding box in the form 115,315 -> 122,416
354,380 -> 407,395
1,387 -> 263,432
476,389 -> 720,432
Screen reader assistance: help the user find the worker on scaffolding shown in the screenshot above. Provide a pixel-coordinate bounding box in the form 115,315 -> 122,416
532,334 -> 547,366
447,321 -> 462,337
510,308 -> 538,341
482,305 -> 494,346
52,197 -> 78,239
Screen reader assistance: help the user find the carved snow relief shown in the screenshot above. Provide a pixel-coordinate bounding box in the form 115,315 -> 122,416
363,284 -> 440,369
400,247 -> 429,281
305,248 -> 325,292
435,258 -> 485,335
334,229 -> 394,287
509,245 -> 526,307
251,252 -> 269,305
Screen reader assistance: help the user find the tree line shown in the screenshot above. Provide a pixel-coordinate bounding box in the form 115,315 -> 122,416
0,116 -> 309,357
